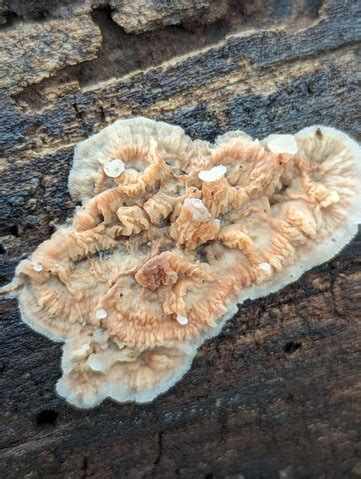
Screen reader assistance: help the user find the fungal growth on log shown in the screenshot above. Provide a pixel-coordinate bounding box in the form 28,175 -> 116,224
1,117 -> 360,408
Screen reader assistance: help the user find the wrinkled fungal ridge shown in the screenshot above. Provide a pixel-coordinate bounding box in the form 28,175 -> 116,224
2,117 -> 360,408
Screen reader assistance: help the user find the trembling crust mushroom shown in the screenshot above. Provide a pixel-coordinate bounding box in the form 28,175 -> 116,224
1,117 -> 360,408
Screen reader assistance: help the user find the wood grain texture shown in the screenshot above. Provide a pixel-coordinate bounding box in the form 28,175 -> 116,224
0,1 -> 360,477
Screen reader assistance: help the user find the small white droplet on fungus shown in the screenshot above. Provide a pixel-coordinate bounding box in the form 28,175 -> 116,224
267,134 -> 298,155
258,262 -> 272,274
176,315 -> 188,325
32,262 -> 43,272
96,308 -> 108,320
103,159 -> 125,178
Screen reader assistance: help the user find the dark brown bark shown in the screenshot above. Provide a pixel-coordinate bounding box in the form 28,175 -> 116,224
0,1 -> 360,478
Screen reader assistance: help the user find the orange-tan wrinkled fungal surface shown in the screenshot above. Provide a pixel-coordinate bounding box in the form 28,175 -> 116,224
1,117 -> 360,408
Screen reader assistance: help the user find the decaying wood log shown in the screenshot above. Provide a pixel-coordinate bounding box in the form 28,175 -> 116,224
0,1 -> 360,477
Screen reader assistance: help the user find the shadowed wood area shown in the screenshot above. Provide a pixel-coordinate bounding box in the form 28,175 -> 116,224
0,0 -> 360,477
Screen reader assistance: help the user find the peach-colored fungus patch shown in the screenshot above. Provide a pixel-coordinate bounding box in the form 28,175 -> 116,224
1,118 -> 360,408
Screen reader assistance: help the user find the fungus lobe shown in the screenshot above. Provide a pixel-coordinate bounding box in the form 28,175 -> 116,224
1,117 -> 360,408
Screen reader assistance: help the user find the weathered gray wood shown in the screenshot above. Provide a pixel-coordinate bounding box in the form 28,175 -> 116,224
0,1 -> 360,477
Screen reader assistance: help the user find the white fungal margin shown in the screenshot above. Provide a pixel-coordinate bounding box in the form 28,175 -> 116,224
267,134 -> 298,155
2,120 -> 359,410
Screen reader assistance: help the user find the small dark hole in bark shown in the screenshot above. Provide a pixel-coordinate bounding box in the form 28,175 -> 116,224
0,11 -> 18,29
204,474 -> 214,479
284,341 -> 301,354
48,223 -> 57,234
0,244 -> 5,254
0,274 -> 9,286
0,224 -> 20,237
36,409 -> 58,426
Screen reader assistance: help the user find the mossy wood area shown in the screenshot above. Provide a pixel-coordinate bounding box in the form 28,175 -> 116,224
0,1 -> 360,478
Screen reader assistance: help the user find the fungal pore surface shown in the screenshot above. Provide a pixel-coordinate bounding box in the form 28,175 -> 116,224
1,118 -> 360,408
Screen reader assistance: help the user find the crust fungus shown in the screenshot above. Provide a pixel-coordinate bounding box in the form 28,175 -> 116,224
1,117 -> 360,408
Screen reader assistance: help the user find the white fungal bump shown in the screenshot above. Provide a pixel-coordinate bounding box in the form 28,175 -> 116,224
73,344 -> 91,357
267,134 -> 298,155
176,315 -> 189,325
184,198 -> 212,222
95,308 -> 107,320
87,353 -> 107,372
103,159 -> 125,178
321,191 -> 340,207
258,262 -> 272,274
198,165 -> 227,182
32,262 -> 43,272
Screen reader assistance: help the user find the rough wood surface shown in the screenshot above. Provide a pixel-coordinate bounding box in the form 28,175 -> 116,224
0,1 -> 360,477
